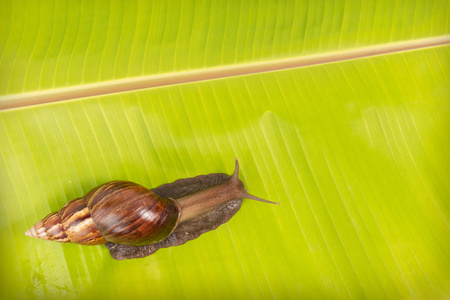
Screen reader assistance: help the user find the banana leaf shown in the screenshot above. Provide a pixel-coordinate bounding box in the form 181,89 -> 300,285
0,0 -> 449,299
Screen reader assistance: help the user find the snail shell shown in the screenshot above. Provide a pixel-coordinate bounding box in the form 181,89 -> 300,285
26,181 -> 181,246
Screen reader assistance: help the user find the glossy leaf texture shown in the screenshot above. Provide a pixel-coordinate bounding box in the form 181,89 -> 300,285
0,0 -> 449,299
1,0 -> 449,95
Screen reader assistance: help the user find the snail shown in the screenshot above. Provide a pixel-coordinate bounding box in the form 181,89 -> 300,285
25,159 -> 278,260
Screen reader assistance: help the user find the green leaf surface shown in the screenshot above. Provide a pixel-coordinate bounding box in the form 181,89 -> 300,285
1,0 -> 449,95
1,1 -> 449,299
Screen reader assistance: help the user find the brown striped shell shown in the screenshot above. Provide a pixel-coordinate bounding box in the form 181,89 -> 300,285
25,181 -> 181,246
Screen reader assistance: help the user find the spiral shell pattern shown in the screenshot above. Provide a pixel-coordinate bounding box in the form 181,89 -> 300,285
26,181 -> 181,246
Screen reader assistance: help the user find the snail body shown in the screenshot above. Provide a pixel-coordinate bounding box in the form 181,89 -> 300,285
26,160 -> 278,259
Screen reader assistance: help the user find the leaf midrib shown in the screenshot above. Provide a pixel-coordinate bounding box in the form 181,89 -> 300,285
1,35 -> 449,111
